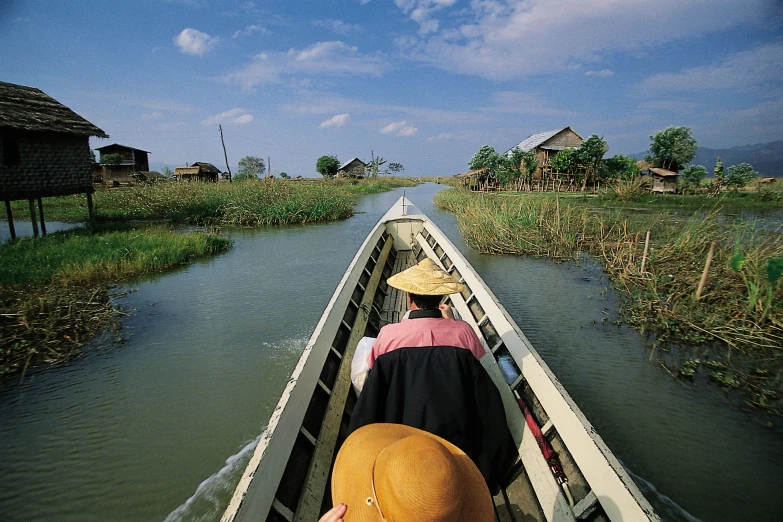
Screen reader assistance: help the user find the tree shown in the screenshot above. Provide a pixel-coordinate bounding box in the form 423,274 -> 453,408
519,150 -> 539,188
99,153 -> 123,165
468,145 -> 500,172
601,154 -> 639,181
387,163 -> 404,176
549,148 -> 579,176
279,172 -> 290,179
316,155 -> 339,179
680,164 -> 707,189
726,163 -> 757,190
161,166 -> 174,178
365,152 -> 386,178
235,156 -> 265,180
648,126 -> 697,171
575,134 -> 608,191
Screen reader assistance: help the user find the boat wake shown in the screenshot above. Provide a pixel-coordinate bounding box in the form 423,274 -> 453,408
163,435 -> 261,522
624,466 -> 702,522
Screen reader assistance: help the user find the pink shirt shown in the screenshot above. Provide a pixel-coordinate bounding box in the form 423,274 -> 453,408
368,317 -> 486,368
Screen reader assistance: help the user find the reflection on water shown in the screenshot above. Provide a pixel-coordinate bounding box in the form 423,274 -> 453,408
0,184 -> 781,522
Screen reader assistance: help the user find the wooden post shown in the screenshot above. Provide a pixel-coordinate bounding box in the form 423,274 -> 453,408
37,198 -> 46,236
219,124 -> 232,182
696,241 -> 717,299
640,230 -> 651,274
4,200 -> 15,240
28,199 -> 39,238
86,191 -> 95,227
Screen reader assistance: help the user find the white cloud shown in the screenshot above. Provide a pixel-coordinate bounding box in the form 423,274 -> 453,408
232,25 -> 268,39
174,28 -> 219,56
381,121 -> 419,136
319,113 -> 351,128
142,111 -> 163,120
639,42 -> 783,95
585,69 -> 614,77
201,108 -> 254,126
395,0 -> 769,79
223,41 -> 388,89
312,19 -> 363,35
395,0 -> 457,34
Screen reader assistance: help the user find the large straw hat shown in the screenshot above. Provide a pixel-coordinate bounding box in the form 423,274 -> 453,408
386,258 -> 465,296
331,423 -> 493,522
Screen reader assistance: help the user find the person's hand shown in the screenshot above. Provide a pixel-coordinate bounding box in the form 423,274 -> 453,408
318,503 -> 347,522
439,303 -> 455,319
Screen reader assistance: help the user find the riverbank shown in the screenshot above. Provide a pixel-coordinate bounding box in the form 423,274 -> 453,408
0,225 -> 231,380
5,177 -> 417,225
0,178 -> 418,380
435,188 -> 782,411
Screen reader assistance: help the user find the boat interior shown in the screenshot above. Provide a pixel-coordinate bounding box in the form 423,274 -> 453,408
262,222 -> 612,522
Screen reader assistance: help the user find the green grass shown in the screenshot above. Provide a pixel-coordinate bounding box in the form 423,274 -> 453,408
6,177 -> 419,225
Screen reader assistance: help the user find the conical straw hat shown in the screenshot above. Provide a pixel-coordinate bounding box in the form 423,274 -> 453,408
331,423 -> 493,522
386,258 -> 465,296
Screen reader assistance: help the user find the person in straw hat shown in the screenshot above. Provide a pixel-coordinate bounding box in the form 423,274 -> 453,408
365,258 -> 486,370
318,423 -> 494,522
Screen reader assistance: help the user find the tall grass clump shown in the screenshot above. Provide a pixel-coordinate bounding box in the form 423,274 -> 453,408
0,226 -> 231,380
435,188 -> 783,406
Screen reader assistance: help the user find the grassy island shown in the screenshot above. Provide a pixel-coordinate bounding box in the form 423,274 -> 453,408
1,177 -> 417,380
436,187 -> 782,411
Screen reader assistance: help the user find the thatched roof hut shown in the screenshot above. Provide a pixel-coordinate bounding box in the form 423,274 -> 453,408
173,162 -> 220,182
1,81 -> 108,238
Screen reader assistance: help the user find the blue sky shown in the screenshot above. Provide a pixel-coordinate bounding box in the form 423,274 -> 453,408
2,0 -> 782,177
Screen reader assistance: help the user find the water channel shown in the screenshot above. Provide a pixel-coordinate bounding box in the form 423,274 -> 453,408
1,183 -> 781,521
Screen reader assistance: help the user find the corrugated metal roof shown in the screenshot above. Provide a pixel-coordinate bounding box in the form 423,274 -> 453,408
506,127 -> 571,154
339,157 -> 365,169
0,81 -> 108,137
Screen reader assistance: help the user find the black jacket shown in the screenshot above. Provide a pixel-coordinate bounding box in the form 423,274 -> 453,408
349,346 -> 518,493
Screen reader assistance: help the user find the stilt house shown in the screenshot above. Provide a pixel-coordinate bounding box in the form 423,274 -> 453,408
337,158 -> 366,179
0,81 -> 108,239
95,143 -> 150,186
173,162 -> 220,182
505,127 -> 583,178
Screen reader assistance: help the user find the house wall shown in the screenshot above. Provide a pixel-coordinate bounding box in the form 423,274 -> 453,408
1,130 -> 94,200
338,162 -> 365,178
545,129 -> 583,149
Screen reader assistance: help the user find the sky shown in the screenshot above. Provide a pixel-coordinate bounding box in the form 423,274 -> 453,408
1,0 -> 782,178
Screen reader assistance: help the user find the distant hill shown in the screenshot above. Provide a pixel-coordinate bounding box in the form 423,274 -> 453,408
632,140 -> 783,177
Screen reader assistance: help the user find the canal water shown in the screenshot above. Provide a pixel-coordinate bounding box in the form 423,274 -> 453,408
1,183 -> 781,521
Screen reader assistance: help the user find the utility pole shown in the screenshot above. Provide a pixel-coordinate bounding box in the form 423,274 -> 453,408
219,125 -> 232,182
268,156 -> 271,178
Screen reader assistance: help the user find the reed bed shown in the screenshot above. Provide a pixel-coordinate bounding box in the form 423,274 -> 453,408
0,227 -> 231,380
7,177 -> 418,225
435,188 -> 783,407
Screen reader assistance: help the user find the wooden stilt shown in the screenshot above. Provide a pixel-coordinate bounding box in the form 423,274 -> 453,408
640,230 -> 651,274
28,199 -> 39,238
696,241 -> 717,299
4,200 -> 15,240
86,191 -> 95,227
37,198 -> 46,236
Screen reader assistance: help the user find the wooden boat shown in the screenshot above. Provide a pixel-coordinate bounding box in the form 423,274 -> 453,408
222,196 -> 659,522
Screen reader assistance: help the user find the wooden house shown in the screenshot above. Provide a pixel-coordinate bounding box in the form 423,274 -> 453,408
505,127 -> 583,178
95,143 -> 150,186
1,80 -> 108,239
337,158 -> 366,178
454,168 -> 492,191
173,162 -> 220,182
647,167 -> 679,193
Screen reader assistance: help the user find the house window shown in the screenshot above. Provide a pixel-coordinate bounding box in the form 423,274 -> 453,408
3,138 -> 20,166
